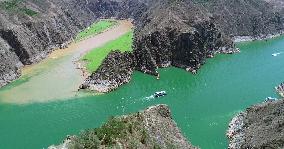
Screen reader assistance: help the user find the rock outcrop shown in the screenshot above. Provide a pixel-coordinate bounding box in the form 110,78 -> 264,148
200,0 -> 284,37
275,82 -> 284,97
0,0 -> 94,87
133,0 -> 237,76
49,104 -> 198,149
132,0 -> 284,74
80,51 -> 135,93
227,99 -> 284,149
0,37 -> 22,87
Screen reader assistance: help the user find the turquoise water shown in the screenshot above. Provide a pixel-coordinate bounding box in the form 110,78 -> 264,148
0,36 -> 284,149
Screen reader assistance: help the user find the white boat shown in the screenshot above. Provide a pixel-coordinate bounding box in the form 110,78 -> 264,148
265,97 -> 277,102
154,91 -> 167,98
272,52 -> 281,56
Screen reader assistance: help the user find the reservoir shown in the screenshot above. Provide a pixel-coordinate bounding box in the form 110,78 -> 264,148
0,35 -> 284,148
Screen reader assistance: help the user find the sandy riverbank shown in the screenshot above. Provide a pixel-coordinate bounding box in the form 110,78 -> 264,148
0,20 -> 133,104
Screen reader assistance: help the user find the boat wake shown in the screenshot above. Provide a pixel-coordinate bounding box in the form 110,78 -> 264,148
118,94 -> 155,107
118,91 -> 167,109
144,95 -> 155,101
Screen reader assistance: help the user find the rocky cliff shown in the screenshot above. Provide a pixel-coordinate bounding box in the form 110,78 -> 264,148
199,0 -> 284,37
0,0 -> 92,87
227,81 -> 284,149
132,0 -> 284,75
1,0 -> 284,91
227,99 -> 284,149
80,51 -> 135,92
49,104 -> 198,149
0,0 -> 146,87
133,0 -> 236,76
83,0 -> 284,92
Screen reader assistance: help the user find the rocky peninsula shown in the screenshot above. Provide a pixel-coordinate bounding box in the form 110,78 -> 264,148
227,99 -> 284,149
49,104 -> 198,149
227,82 -> 284,149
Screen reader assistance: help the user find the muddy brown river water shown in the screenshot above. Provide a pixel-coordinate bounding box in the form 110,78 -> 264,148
0,20 -> 133,104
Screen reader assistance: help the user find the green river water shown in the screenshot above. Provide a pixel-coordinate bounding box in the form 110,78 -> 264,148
0,36 -> 284,149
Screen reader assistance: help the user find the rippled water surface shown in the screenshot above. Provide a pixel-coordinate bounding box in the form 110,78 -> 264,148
0,36 -> 284,149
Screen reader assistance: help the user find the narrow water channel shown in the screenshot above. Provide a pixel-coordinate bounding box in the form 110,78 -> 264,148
0,35 -> 283,148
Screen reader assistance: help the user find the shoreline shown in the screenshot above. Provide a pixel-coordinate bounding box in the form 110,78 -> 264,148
76,20 -> 134,93
22,19 -> 124,76
18,19 -> 132,82
0,19 -> 132,90
227,98 -> 284,148
227,81 -> 284,148
227,112 -> 246,149
233,31 -> 284,43
0,20 -> 133,104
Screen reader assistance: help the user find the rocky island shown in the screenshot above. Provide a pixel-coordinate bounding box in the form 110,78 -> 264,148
49,105 -> 197,149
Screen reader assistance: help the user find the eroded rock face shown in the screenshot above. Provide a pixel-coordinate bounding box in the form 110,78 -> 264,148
49,104 -> 198,149
0,0 -> 96,87
132,0 -> 284,75
275,82 -> 284,97
200,0 -> 284,37
133,1 -> 237,75
227,99 -> 284,149
141,104 -> 197,149
80,51 -> 135,93
0,37 -> 22,87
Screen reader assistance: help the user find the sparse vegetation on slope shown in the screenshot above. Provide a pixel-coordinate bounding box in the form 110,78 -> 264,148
0,0 -> 38,16
49,105 -> 196,149
75,20 -> 118,41
69,116 -> 151,148
82,31 -> 133,72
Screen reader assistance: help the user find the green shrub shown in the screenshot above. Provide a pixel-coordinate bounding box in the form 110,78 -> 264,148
94,118 -> 128,146
70,115 -> 151,148
70,130 -> 100,149
1,0 -> 21,10
21,7 -> 38,16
